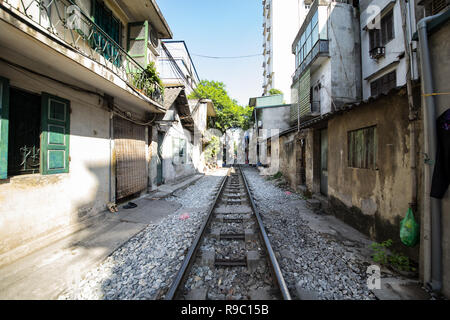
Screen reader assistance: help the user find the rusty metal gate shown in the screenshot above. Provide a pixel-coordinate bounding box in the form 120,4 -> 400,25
114,116 -> 147,200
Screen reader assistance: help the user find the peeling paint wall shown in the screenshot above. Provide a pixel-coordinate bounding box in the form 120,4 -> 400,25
327,91 -> 422,261
279,132 -> 299,190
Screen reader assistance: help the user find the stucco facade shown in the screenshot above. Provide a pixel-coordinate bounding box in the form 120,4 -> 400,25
0,0 -> 172,266
326,91 -> 423,261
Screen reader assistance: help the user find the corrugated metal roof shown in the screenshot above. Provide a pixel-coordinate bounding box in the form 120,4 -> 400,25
163,86 -> 183,110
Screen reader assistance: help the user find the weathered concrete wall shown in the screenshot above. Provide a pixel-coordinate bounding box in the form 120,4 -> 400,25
327,91 -> 421,261
279,132 -> 299,190
160,105 -> 196,183
329,3 -> 362,105
190,100 -> 208,173
260,105 -> 291,133
0,64 -> 113,266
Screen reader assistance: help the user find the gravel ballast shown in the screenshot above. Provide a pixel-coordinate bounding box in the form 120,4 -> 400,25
242,167 -> 376,300
58,170 -> 227,300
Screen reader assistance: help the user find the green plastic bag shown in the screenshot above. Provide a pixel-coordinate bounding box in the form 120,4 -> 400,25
400,208 -> 419,247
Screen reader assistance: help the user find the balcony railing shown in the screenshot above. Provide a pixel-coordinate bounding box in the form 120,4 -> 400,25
2,0 -> 163,105
369,46 -> 385,59
292,39 -> 329,83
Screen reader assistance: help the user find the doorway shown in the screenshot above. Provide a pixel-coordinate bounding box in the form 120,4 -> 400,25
156,131 -> 164,185
113,116 -> 147,200
320,128 -> 328,196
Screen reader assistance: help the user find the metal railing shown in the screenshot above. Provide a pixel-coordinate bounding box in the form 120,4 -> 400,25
292,39 -> 329,83
2,0 -> 163,104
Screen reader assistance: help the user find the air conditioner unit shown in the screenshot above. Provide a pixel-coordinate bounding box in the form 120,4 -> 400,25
370,46 -> 385,59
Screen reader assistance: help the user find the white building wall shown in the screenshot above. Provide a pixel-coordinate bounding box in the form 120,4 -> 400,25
0,63 -> 113,266
360,0 -> 417,100
328,2 -> 362,105
311,59 -> 332,115
263,0 -> 300,100
160,108 -> 196,183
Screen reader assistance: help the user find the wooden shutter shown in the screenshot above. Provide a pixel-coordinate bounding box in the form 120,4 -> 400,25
127,21 -> 149,68
40,93 -> 70,175
114,116 -> 147,199
0,77 -> 9,179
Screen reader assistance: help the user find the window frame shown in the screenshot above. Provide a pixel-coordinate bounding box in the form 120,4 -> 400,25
370,70 -> 397,97
368,9 -> 394,51
347,125 -> 378,170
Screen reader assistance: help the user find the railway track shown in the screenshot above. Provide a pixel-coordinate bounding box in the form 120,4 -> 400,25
164,166 -> 291,300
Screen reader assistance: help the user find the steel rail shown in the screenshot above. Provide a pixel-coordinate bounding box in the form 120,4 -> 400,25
239,166 -> 292,300
165,170 -> 229,300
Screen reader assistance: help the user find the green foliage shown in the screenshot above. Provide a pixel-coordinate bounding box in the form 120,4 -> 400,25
132,61 -> 164,97
370,239 -> 393,265
268,88 -> 283,96
204,135 -> 220,164
388,253 -> 414,272
189,80 -> 254,132
267,171 -> 283,181
370,239 -> 416,272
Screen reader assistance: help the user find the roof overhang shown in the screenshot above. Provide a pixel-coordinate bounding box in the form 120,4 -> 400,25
116,0 -> 173,39
165,86 -> 194,131
200,99 -> 217,117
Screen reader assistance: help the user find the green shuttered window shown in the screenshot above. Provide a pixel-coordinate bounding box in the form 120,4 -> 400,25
0,81 -> 70,178
40,93 -> 70,175
0,77 -> 10,179
92,0 -> 122,66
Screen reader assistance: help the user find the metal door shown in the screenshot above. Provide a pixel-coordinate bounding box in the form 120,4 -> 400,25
320,128 -> 328,196
156,131 -> 164,185
114,116 -> 147,199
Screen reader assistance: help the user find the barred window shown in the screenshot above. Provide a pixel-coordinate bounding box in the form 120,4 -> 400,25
370,71 -> 396,97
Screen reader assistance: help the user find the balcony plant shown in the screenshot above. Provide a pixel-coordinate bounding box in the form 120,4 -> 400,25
132,61 -> 164,100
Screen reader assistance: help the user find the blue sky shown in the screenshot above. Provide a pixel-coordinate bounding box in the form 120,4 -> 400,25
158,0 -> 264,106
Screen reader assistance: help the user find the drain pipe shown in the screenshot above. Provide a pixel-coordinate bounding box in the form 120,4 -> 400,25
417,11 -> 445,293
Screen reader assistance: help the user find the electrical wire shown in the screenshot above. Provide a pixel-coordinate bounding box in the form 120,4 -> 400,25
191,53 -> 263,59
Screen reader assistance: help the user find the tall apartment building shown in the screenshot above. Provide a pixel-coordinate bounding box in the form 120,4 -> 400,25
262,0 -> 300,102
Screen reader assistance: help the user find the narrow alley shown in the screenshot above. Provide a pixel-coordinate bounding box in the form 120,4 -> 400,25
0,0 -> 449,312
